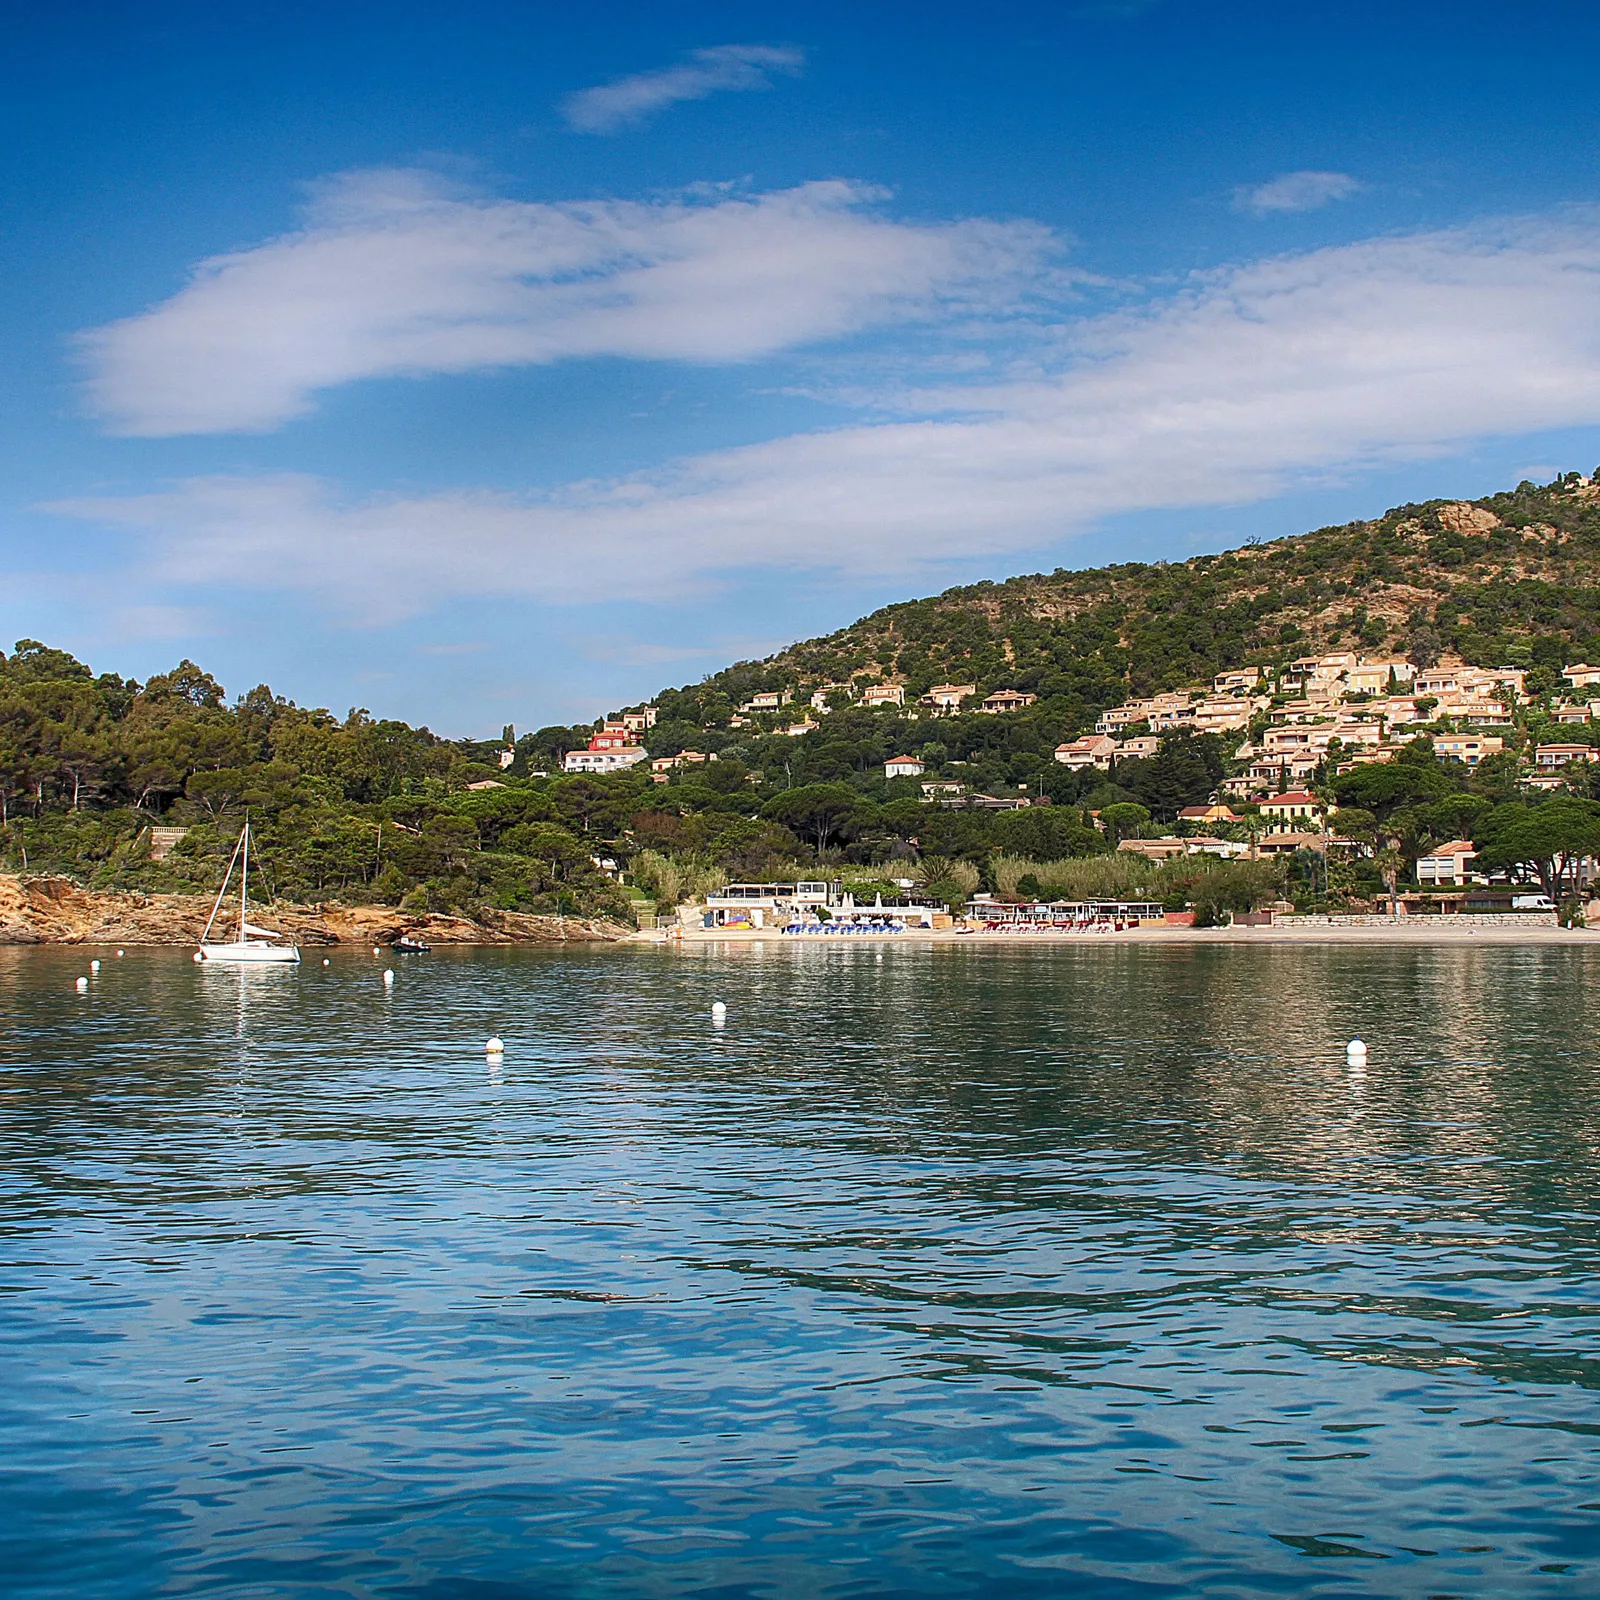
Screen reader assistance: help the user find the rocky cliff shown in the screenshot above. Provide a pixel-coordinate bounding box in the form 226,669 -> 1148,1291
0,875 -> 633,946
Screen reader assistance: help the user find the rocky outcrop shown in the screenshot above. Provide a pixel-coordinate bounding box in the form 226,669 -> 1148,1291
1435,501 -> 1502,535
0,875 -> 632,946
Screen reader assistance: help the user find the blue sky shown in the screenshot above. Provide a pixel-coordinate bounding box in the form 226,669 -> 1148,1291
6,0 -> 1600,733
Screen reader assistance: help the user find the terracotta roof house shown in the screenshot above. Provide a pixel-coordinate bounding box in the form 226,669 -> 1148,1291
1260,790 -> 1326,828
884,754 -> 926,779
981,689 -> 1038,713
1054,735 -> 1116,770
919,683 -> 976,712
1178,804 -> 1241,823
1416,840 -> 1479,886
1536,743 -> 1594,768
1434,734 -> 1503,766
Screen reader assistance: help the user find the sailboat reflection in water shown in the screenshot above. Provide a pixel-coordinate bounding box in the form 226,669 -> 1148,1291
195,818 -> 301,965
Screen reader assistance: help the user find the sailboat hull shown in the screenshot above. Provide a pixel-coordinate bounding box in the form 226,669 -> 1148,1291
194,819 -> 301,965
197,941 -> 302,965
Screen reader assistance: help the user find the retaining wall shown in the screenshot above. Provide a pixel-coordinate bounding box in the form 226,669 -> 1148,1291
1276,912 -> 1558,928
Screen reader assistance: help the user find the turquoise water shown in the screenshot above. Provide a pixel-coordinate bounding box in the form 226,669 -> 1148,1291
3,940 -> 1599,1598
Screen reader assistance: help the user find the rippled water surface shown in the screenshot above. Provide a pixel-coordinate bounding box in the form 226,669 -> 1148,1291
4,940 -> 1600,1598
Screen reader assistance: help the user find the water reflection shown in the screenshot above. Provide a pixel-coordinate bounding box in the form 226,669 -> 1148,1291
2,942 -> 1598,1597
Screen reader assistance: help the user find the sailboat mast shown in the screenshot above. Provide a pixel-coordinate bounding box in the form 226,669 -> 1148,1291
239,820 -> 249,941
199,826 -> 246,945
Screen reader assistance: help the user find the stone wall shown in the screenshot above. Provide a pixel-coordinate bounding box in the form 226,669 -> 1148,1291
1276,912 -> 1558,928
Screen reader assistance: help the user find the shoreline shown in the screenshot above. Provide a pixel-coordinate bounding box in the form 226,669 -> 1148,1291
660,921 -> 1600,947
0,874 -> 631,947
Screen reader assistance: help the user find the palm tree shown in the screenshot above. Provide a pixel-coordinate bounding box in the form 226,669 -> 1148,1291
1374,846 -> 1405,915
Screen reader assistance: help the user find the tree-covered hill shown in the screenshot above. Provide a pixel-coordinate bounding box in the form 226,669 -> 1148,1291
646,473 -> 1600,737
8,470 -> 1600,924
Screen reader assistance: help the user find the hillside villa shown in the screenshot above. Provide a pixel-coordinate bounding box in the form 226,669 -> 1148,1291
1536,743 -> 1594,768
1054,735 -> 1117,770
919,683 -> 975,712
1416,840 -> 1480,885
1260,790 -> 1326,828
980,689 -> 1037,713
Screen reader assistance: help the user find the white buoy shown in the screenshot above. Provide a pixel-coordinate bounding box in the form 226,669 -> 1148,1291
382,968 -> 395,986
1346,1038 -> 1368,1060
193,951 -> 204,963
116,949 -> 124,957
75,976 -> 88,991
486,1036 -> 504,1054
323,958 -> 331,966
90,959 -> 101,972
373,946 -> 382,956
711,1000 -> 727,1017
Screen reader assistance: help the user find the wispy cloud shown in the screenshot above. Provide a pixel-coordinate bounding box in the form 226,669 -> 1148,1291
561,44 -> 804,134
1234,170 -> 1362,216
80,169 -> 1055,436
53,210 -> 1600,621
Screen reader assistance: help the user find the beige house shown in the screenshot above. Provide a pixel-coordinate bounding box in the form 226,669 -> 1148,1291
650,750 -> 715,772
621,707 -> 658,732
1116,734 -> 1162,759
1178,804 -> 1241,824
1342,659 -> 1416,695
1191,695 -> 1264,734
1536,743 -> 1593,768
1435,734 -> 1503,766
1212,667 -> 1261,694
980,689 -> 1037,713
919,683 -> 975,712
1260,790 -> 1326,829
1436,696 -> 1512,726
1564,664 -> 1600,689
1094,691 -> 1195,735
861,684 -> 906,708
1416,840 -> 1479,885
1054,735 -> 1117,770
737,690 -> 792,713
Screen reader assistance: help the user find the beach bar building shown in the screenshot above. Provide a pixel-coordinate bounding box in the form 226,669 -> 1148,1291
964,896 -> 1165,927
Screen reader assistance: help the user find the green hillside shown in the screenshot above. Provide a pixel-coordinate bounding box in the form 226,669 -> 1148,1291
7,470 -> 1600,924
636,472 -> 1600,750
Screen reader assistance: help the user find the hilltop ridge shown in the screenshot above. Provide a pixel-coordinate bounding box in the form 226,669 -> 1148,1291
627,473 -> 1600,750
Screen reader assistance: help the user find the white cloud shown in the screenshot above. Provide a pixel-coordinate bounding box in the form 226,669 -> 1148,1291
51,210 -> 1600,622
1234,170 -> 1362,216
80,170 -> 1054,436
561,44 -> 804,134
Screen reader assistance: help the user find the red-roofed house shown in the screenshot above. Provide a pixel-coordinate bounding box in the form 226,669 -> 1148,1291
884,755 -> 926,779
1260,790 -> 1325,829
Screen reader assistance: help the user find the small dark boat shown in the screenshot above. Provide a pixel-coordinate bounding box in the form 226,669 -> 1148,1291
393,935 -> 431,954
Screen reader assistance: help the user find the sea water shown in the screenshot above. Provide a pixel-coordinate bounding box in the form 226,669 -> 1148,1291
2,940 -> 1598,1598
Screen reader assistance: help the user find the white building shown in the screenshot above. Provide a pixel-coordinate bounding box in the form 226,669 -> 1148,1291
563,746 -> 648,773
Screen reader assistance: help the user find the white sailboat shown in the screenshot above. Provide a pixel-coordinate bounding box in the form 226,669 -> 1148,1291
195,819 -> 301,965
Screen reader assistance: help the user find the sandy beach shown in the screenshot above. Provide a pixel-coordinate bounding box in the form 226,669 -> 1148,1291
661,920 -> 1599,947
